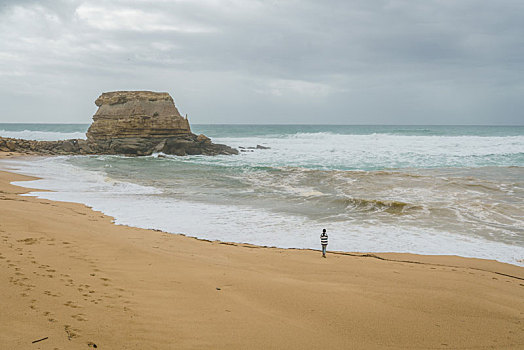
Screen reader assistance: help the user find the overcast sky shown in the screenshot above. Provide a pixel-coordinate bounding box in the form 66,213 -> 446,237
0,0 -> 523,124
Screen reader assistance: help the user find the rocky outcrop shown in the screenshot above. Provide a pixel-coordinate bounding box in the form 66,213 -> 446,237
1,91 -> 238,156
86,91 -> 237,156
0,137 -> 91,155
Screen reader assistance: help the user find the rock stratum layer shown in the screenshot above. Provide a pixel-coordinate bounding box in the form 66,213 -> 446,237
0,91 -> 238,156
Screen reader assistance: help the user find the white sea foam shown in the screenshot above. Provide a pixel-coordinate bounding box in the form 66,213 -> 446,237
3,157 -> 160,195
2,156 -> 523,266
211,133 -> 524,170
0,129 -> 87,141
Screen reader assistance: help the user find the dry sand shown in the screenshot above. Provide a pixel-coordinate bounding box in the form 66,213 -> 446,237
1,153 -> 523,349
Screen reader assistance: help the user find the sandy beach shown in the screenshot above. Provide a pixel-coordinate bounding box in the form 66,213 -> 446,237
1,153 -> 523,349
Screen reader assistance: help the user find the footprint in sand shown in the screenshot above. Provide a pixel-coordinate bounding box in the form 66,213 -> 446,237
71,313 -> 87,322
44,290 -> 60,297
64,301 -> 81,309
17,237 -> 39,245
64,325 -> 80,340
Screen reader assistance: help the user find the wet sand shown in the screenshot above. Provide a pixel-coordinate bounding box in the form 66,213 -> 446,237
1,153 -> 523,349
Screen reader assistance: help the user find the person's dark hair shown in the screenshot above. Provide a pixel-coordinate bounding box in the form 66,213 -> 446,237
323,229 -> 326,233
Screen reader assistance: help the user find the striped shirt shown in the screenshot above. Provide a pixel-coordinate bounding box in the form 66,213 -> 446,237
320,233 -> 328,245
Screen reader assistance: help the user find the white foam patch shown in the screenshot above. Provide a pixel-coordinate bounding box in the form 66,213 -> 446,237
2,156 -> 160,195
0,130 -> 86,141
211,133 -> 524,169
2,156 -> 523,267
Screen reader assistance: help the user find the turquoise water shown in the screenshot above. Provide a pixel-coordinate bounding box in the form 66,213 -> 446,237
1,123 -> 524,137
0,123 -> 90,133
192,124 -> 524,138
2,123 -> 522,169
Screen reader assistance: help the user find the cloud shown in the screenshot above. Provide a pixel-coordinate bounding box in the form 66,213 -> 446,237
256,79 -> 343,98
0,0 -> 523,124
74,3 -> 215,33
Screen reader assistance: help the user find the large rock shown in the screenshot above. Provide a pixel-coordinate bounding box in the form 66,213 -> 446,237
87,91 -> 190,143
1,91 -> 238,157
86,91 -> 237,156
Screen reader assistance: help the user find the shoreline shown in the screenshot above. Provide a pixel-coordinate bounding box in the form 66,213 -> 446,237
3,153 -> 523,268
1,152 -> 523,348
3,152 -> 523,271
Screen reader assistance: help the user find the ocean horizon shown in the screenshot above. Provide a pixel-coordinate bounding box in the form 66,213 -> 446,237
1,123 -> 523,266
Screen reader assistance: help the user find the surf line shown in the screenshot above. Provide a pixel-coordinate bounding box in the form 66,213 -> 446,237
331,252 -> 524,281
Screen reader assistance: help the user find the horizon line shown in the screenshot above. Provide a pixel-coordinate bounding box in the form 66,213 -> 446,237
1,122 -> 523,127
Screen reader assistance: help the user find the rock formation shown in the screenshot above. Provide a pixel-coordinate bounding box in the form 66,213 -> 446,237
86,91 -> 237,156
0,137 -> 90,155
0,91 -> 238,156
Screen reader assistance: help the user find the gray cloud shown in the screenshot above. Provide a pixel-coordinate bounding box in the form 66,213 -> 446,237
0,0 -> 523,124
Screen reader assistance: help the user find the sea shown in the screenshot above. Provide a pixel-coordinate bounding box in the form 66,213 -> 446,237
1,123 -> 523,266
